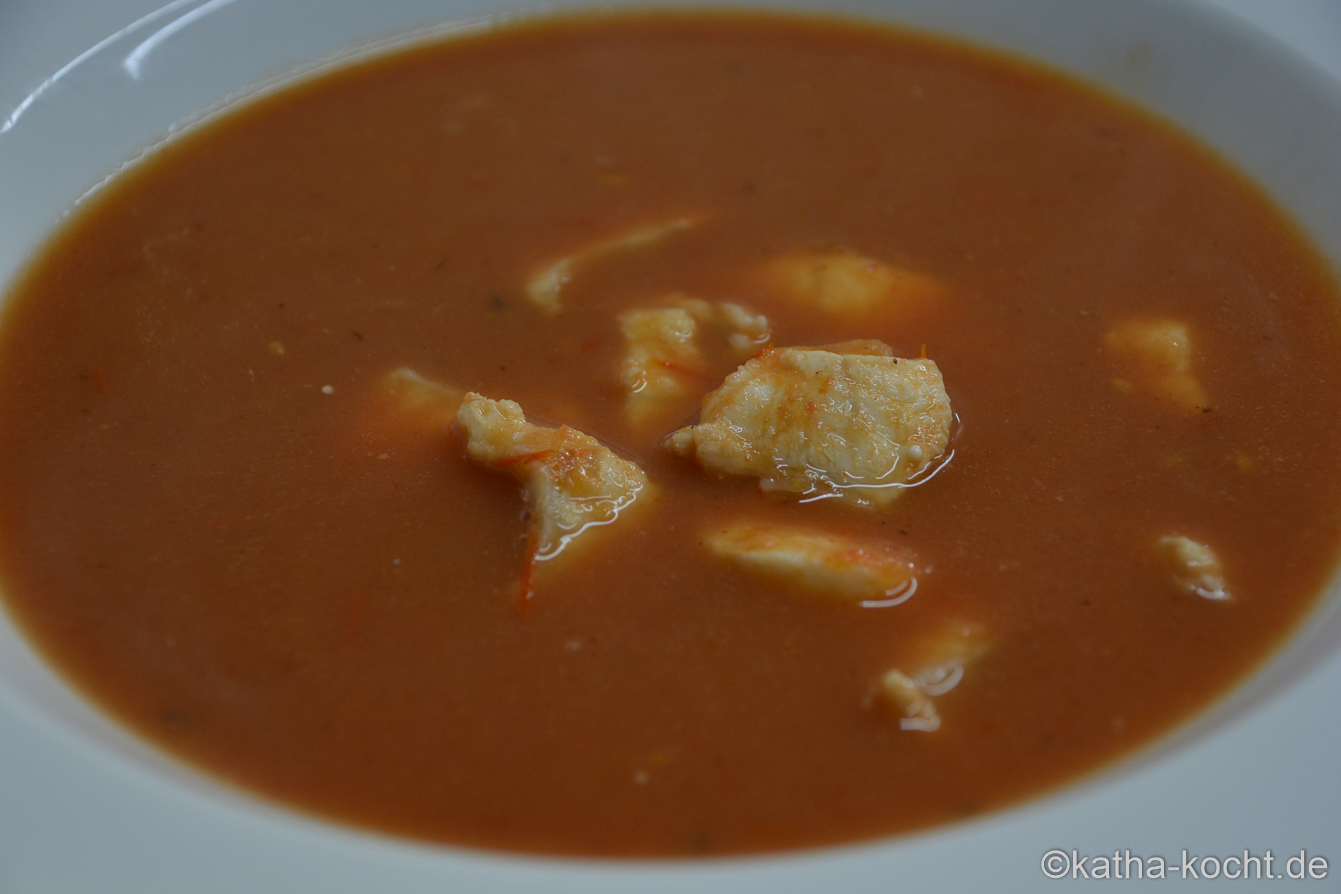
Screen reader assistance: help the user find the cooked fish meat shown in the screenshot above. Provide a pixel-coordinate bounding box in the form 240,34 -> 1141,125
667,340 -> 952,506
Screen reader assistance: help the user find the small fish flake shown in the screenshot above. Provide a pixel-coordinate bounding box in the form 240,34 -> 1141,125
526,217 -> 701,314
1155,534 -> 1229,600
704,521 -> 921,605
873,622 -> 990,732
1105,319 -> 1208,413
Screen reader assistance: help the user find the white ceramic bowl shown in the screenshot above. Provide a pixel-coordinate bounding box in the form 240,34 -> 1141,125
2,1 -> 1340,891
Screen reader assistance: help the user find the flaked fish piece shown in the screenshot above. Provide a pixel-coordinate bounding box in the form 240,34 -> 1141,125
380,367 -> 465,430
874,621 -> 990,732
672,297 -> 772,355
456,393 -> 649,605
618,306 -> 704,426
760,249 -> 945,315
719,302 -> 772,354
704,521 -> 920,605
1105,319 -> 1209,412
1155,534 -> 1229,601
901,621 -> 991,695
526,217 -> 699,314
667,341 -> 952,506
457,393 -> 648,560
877,670 -> 941,732
361,368 -> 465,453
618,297 -> 772,427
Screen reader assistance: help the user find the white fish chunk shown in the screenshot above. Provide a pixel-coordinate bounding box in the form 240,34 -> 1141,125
874,621 -> 990,732
456,393 -> 649,602
704,521 -> 920,605
667,341 -> 952,506
877,670 -> 941,732
526,217 -> 699,314
1155,534 -> 1229,600
1105,319 -> 1209,412
760,249 -> 944,315
670,296 -> 772,356
380,367 -> 465,430
618,306 -> 704,425
902,621 -> 991,695
617,298 -> 773,427
714,301 -> 772,355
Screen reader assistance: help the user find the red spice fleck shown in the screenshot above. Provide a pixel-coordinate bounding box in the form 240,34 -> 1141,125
517,530 -> 539,616
497,449 -> 554,468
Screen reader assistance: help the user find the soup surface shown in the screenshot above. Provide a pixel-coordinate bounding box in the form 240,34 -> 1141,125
2,12 -> 1340,856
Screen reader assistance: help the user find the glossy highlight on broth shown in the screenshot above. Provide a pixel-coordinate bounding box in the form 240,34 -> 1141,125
1,12 -> 1340,856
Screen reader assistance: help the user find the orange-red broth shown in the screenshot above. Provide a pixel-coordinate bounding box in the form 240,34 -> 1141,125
1,13 -> 1340,856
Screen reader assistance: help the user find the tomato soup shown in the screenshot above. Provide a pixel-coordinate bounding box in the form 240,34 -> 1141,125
1,12 -> 1339,856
